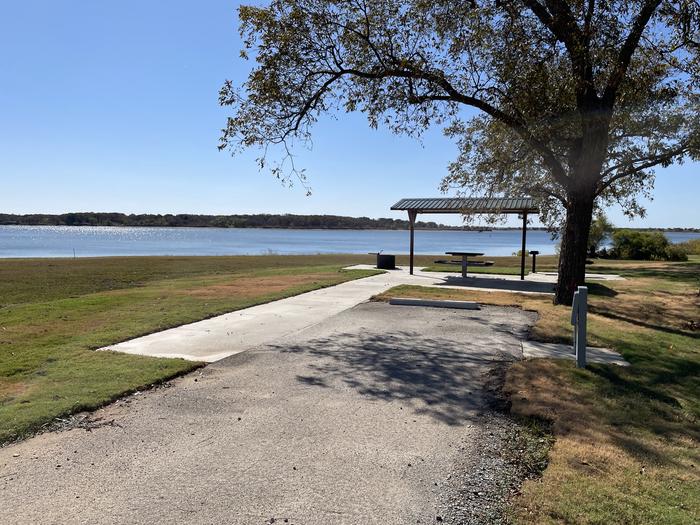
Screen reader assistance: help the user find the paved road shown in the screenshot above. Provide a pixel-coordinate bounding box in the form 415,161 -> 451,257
1,302 -> 534,525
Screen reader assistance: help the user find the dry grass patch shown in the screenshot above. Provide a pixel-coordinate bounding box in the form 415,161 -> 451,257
0,380 -> 31,405
183,273 -> 336,298
507,359 -> 699,524
588,278 -> 700,334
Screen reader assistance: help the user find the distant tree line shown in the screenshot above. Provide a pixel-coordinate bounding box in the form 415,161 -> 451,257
2,213 -> 696,233
0,212 -> 458,230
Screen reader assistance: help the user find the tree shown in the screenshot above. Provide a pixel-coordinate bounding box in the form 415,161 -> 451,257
219,0 -> 700,304
587,213 -> 615,257
610,229 -> 670,259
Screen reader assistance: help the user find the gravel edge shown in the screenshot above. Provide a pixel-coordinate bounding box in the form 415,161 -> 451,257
436,363 -> 553,525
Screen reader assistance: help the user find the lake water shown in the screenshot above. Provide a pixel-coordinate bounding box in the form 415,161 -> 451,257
0,225 -> 698,259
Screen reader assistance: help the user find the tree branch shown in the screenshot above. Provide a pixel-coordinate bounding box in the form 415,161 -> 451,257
583,0 -> 595,36
596,143 -> 690,194
522,0 -> 594,102
286,72 -> 343,137
304,6 -> 572,184
334,65 -> 570,185
602,0 -> 662,106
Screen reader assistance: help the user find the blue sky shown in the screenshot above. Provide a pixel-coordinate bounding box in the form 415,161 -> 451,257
1,1 -> 697,228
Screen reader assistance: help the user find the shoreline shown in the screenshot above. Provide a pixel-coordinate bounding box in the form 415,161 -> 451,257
2,224 -> 699,233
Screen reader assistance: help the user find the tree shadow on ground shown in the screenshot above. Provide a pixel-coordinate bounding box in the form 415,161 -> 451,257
516,359 -> 698,471
439,276 -> 555,294
275,329 -> 522,427
586,282 -> 618,297
612,263 -> 700,284
590,364 -> 685,410
585,360 -> 700,466
589,305 -> 700,339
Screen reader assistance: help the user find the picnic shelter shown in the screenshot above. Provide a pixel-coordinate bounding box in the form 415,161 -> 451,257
390,197 -> 540,280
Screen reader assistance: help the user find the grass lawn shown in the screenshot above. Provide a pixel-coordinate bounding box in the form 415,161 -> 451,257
374,256 -> 699,524
0,255 -> 380,444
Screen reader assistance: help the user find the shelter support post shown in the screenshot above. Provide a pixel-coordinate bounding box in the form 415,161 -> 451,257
408,210 -> 417,275
520,212 -> 528,280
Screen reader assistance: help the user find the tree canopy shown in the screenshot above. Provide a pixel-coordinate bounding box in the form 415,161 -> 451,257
587,212 -> 616,256
220,0 -> 700,303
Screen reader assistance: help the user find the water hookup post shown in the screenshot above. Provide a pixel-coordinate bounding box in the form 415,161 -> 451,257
571,286 -> 588,368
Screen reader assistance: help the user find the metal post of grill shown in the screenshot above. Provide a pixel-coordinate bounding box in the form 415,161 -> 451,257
529,250 -> 540,273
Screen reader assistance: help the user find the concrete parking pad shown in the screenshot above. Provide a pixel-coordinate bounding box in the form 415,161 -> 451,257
522,340 -> 630,366
99,266 -> 623,363
1,302 -> 535,525
99,270 -> 446,362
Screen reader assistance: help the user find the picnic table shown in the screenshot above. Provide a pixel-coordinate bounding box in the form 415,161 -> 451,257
445,251 -> 484,278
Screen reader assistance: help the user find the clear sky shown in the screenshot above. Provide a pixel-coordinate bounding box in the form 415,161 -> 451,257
1,1 -> 697,228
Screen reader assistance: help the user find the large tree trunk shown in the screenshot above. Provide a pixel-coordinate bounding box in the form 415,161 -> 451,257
554,191 -> 595,305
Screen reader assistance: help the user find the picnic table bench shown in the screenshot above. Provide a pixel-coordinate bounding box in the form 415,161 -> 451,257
434,259 -> 494,266
445,251 -> 485,278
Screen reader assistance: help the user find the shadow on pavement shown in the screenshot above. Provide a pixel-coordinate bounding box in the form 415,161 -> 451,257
439,275 -> 556,294
276,329 -> 520,426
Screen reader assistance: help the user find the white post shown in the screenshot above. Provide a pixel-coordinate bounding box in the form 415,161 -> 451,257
571,286 -> 588,368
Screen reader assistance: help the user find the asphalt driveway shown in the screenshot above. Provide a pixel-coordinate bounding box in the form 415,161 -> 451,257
0,302 -> 534,524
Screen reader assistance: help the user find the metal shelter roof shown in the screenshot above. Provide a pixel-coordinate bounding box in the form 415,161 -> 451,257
391,197 -> 538,214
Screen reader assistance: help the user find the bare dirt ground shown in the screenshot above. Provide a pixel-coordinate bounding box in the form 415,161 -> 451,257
0,302 -> 536,525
